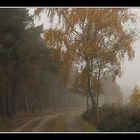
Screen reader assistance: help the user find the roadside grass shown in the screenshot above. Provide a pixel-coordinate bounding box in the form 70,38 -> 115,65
76,115 -> 98,132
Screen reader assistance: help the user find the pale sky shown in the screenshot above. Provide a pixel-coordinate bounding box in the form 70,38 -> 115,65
116,8 -> 140,96
29,8 -> 140,96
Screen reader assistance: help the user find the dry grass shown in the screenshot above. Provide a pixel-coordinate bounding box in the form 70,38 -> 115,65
76,115 -> 98,132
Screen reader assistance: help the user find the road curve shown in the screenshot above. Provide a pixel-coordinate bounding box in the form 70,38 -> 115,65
12,109 -> 85,132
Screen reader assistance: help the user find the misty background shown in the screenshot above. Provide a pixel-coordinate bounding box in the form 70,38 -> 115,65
0,8 -> 140,132
29,8 -> 140,99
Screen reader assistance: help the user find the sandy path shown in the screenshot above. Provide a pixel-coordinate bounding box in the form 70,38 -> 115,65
12,109 -> 85,132
13,113 -> 64,132
64,110 -> 84,132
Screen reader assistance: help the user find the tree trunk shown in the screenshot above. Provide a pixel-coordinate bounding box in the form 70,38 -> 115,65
0,95 -> 6,118
38,95 -> 42,112
87,61 -> 95,120
11,84 -> 17,115
96,95 -> 99,119
89,94 -> 96,120
5,94 -> 12,118
87,95 -> 88,111
94,95 -> 99,121
87,95 -> 90,112
25,91 -> 29,112
31,96 -> 35,113
6,81 -> 12,118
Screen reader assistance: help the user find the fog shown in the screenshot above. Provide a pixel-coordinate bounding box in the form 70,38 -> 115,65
1,8 -> 140,132
116,39 -> 140,97
116,8 -> 140,97
29,8 -> 140,97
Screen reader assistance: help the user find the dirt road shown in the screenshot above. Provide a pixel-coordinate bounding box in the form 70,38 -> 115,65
64,110 -> 83,132
11,110 -> 84,132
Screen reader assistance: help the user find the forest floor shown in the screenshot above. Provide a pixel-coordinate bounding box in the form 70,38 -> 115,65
0,109 -> 97,132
